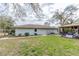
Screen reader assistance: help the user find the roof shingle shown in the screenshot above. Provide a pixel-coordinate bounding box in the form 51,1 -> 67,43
15,24 -> 54,29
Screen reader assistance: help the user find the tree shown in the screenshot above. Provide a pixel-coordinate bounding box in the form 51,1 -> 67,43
25,3 -> 45,20
44,22 -> 50,25
64,5 -> 78,24
0,3 -> 46,37
0,16 -> 14,36
53,5 -> 79,25
12,3 -> 27,19
0,3 -> 45,20
0,3 -> 9,16
53,9 -> 64,25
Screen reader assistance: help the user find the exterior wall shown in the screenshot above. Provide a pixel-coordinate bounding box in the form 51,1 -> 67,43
15,28 -> 58,36
15,29 -> 34,36
37,29 -> 58,35
36,29 -> 47,35
52,29 -> 58,34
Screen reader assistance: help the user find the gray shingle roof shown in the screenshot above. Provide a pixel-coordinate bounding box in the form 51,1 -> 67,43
15,24 -> 55,29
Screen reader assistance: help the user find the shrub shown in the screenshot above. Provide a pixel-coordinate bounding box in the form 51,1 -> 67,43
18,33 -> 22,36
34,33 -> 37,35
24,32 -> 29,36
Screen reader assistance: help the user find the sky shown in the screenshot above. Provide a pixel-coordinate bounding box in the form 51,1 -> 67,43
0,3 -> 79,27
15,3 -> 76,26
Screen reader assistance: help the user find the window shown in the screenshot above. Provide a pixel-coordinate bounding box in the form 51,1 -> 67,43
35,29 -> 37,32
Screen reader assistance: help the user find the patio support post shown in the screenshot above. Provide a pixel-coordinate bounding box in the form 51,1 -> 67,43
78,27 -> 79,34
59,27 -> 64,34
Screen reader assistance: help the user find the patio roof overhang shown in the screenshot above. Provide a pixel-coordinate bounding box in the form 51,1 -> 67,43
59,24 -> 79,28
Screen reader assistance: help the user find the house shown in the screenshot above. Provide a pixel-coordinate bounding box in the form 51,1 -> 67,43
59,24 -> 79,38
14,24 -> 58,36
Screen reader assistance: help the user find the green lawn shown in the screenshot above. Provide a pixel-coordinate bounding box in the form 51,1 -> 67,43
0,35 -> 79,56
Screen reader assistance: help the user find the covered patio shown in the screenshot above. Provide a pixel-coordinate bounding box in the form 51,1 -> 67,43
59,24 -> 79,38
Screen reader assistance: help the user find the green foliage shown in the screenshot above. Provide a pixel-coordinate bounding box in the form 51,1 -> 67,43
9,29 -> 15,36
18,33 -> 22,36
34,33 -> 37,35
0,35 -> 79,55
0,16 -> 14,35
19,35 -> 79,56
64,28 -> 74,33
24,33 -> 29,36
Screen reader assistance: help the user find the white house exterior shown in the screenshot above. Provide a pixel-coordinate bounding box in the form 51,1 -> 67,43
15,24 -> 58,36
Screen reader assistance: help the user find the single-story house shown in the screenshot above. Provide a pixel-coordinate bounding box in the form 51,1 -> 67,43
59,24 -> 79,38
14,24 -> 58,36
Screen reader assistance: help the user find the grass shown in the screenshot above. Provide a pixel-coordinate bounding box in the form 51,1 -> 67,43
0,35 -> 79,56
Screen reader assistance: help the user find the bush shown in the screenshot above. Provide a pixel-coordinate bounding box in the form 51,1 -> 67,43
8,29 -> 15,36
18,33 -> 22,36
24,33 -> 29,36
34,33 -> 37,35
